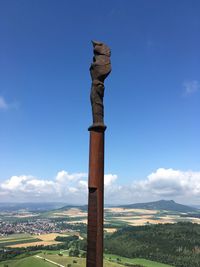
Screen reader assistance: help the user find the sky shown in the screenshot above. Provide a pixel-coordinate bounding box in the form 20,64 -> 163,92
0,0 -> 200,204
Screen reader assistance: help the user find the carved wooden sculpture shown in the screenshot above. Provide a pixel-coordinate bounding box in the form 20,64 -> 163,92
89,40 -> 111,129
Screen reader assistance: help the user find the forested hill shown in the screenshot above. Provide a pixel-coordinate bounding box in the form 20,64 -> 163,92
104,222 -> 200,267
120,200 -> 198,213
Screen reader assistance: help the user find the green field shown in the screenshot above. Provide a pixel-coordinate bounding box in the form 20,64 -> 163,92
0,255 -> 122,267
0,237 -> 41,247
0,252 -> 174,267
105,254 -> 173,267
0,257 -> 54,267
0,234 -> 32,240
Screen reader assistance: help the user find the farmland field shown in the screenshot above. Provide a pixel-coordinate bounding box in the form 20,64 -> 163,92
0,233 -> 32,240
0,255 -> 121,267
16,206 -> 200,227
36,253 -> 120,267
1,206 -> 200,230
4,233 -> 69,248
0,253 -> 173,267
0,233 -> 42,248
0,233 -> 71,248
104,208 -> 200,226
105,254 -> 173,267
37,233 -> 69,241
0,257 -> 54,267
8,240 -> 61,248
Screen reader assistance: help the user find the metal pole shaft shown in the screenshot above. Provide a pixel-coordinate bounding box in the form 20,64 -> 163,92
87,127 -> 105,267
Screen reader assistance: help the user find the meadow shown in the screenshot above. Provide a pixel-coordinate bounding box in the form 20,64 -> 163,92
105,254 -> 173,267
0,257 -> 53,267
0,252 -> 174,267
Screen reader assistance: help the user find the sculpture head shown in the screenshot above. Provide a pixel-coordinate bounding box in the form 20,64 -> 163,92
90,40 -> 111,83
92,40 -> 111,57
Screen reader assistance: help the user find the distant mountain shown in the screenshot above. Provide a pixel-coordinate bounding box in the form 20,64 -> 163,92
120,200 -> 199,213
1,200 -> 198,213
0,202 -> 67,212
191,205 -> 200,209
58,204 -> 88,211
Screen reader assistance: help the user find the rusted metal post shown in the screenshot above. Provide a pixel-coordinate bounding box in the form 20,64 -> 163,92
87,40 -> 111,267
87,126 -> 105,267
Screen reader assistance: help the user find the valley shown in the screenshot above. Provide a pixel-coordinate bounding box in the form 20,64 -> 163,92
0,200 -> 200,267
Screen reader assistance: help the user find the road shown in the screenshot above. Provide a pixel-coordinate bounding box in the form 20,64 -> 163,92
35,255 -> 65,267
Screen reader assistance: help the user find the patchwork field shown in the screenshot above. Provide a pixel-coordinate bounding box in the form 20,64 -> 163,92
5,213 -> 40,218
105,208 -> 158,214
1,206 -> 200,250
8,240 -> 61,248
49,207 -> 200,226
0,233 -> 32,240
38,233 -> 69,241
104,207 -> 200,226
53,208 -> 86,217
0,233 -> 42,248
2,233 -> 69,248
1,203 -> 199,267
0,252 -> 174,267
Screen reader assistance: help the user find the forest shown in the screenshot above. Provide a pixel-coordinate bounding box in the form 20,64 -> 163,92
104,222 -> 200,267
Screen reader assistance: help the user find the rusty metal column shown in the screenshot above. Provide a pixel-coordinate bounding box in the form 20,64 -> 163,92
87,40 -> 111,267
87,126 -> 105,267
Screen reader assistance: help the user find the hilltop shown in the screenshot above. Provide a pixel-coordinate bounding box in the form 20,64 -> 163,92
58,204 -> 88,211
120,200 -> 198,213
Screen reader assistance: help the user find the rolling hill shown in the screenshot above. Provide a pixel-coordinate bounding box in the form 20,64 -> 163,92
120,200 -> 199,213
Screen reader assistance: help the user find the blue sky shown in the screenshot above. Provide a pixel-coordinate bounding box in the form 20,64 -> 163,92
0,0 -> 200,204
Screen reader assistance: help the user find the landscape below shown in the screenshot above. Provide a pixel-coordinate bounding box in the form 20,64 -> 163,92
0,200 -> 200,267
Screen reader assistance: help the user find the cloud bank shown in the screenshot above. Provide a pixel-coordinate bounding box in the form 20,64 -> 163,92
0,168 -> 200,205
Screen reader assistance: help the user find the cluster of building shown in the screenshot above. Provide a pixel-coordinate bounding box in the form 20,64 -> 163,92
0,219 -> 62,236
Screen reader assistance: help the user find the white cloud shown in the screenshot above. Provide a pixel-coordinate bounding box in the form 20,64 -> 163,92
183,80 -> 200,95
78,180 -> 88,189
104,174 -> 117,187
0,171 -> 117,203
0,96 -> 8,110
55,170 -> 87,183
1,175 -> 32,191
0,168 -> 200,205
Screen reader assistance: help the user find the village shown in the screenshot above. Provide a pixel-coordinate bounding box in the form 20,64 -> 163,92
0,218 -> 74,237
